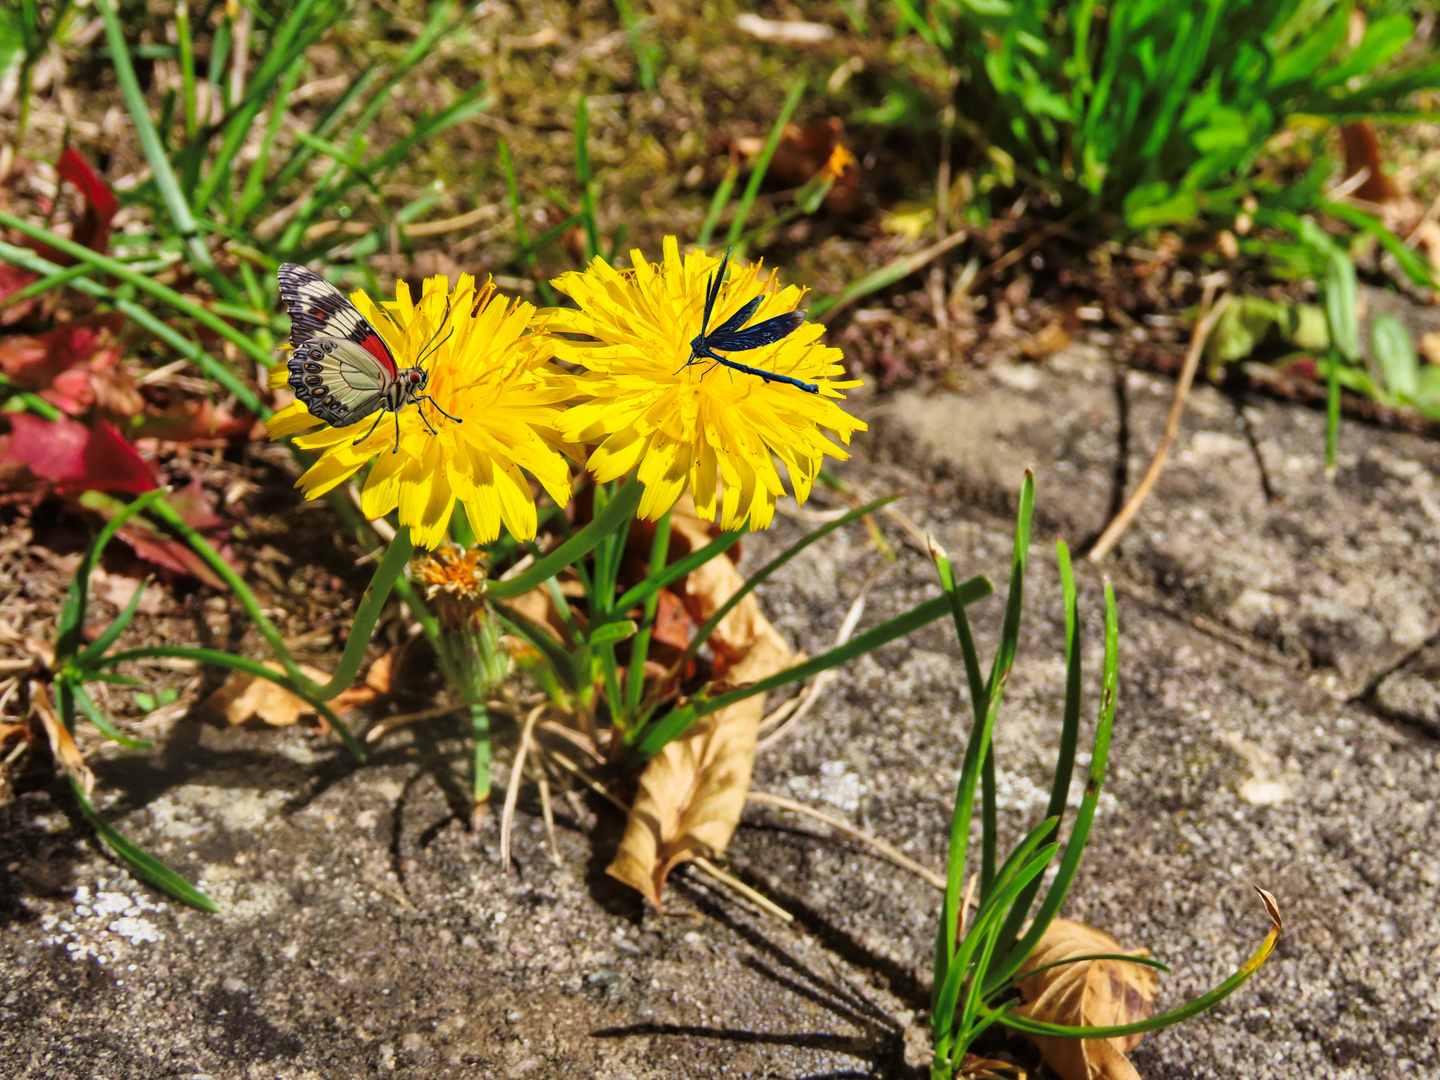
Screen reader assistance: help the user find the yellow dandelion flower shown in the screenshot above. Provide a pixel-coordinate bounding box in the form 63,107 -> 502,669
544,238 -> 866,531
265,273 -> 573,549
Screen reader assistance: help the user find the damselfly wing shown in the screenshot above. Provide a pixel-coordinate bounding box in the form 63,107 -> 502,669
685,249 -> 817,394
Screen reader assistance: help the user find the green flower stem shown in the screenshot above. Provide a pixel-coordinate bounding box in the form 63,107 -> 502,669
98,645 -> 365,762
471,701 -> 492,810
624,509 -> 671,722
318,529 -> 415,699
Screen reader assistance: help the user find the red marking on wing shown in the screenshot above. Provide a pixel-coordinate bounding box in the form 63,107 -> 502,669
357,331 -> 398,377
314,308 -> 327,320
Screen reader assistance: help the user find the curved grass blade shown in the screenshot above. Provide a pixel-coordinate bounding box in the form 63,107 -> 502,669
726,77 -> 805,247
1011,952 -> 1171,984
70,681 -> 153,750
637,577 -> 992,757
606,528 -> 742,623
69,778 -> 217,912
992,888 -> 1282,1039
56,490 -> 167,662
0,238 -> 266,416
994,536 -> 1084,956
677,495 -> 902,676
94,0 -> 221,285
75,578 -> 152,669
984,577 -> 1119,995
98,646 -> 366,763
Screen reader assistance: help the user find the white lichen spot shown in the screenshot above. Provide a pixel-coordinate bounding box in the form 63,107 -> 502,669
108,917 -> 164,944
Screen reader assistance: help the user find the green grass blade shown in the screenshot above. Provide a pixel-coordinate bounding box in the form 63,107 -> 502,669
237,55 -> 305,218
488,481 -> 645,600
979,471 -> 1035,897
55,490 -> 167,661
144,496 -> 310,692
985,578 -> 1119,994
607,529 -> 742,624
70,778 -> 217,912
625,510 -> 672,720
697,158 -> 739,248
0,222 -> 273,372
99,645 -> 365,762
992,889 -> 1281,1039
613,0 -> 658,90
995,536 -> 1083,954
94,0 -> 216,276
637,577 -> 992,757
75,577 -> 151,668
575,95 -> 601,262
726,77 -> 805,247
1013,952 -> 1171,984
176,0 -> 197,139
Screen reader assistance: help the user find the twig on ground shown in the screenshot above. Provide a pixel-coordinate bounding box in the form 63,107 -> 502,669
499,704 -> 544,871
536,771 -> 562,866
364,700 -> 497,743
746,789 -> 946,890
1088,280 -> 1231,562
688,856 -> 794,923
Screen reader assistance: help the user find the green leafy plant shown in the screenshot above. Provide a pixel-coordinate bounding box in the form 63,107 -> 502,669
892,0 -> 1440,246
925,473 -> 1281,1077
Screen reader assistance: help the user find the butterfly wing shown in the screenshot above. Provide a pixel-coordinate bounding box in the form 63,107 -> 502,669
706,310 -> 806,353
277,263 -> 398,379
288,337 -> 394,427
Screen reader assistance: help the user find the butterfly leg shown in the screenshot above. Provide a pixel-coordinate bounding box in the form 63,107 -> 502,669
416,403 -> 442,438
353,410 -> 386,447
392,409 -> 402,454
416,395 -> 462,424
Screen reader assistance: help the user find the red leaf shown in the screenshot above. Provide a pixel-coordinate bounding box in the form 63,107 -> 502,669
0,262 -> 41,326
55,148 -> 119,253
3,413 -> 158,494
0,313 -> 136,416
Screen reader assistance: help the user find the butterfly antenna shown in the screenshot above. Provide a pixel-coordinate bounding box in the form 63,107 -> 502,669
414,298 -> 454,366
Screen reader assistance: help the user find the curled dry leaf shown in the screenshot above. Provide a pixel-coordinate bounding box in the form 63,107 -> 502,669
1012,919 -> 1160,1080
606,502 -> 795,907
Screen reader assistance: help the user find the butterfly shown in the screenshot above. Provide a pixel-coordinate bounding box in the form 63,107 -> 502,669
277,263 -> 460,453
684,248 -> 818,394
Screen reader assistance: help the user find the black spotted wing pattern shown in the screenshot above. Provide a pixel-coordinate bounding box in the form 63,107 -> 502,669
278,263 -> 404,427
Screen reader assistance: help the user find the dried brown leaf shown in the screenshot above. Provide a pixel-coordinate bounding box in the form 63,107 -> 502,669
1012,919 -> 1161,1080
31,681 -> 93,797
606,502 -> 795,906
206,652 -> 392,727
